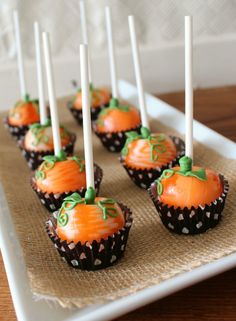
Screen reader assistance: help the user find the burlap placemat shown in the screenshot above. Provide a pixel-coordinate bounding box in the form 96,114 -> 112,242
0,97 -> 236,309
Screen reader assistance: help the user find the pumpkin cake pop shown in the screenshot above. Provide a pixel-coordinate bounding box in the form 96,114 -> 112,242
94,98 -> 141,152
46,188 -> 132,270
31,149 -> 103,211
19,119 -> 76,170
120,16 -> 184,189
93,7 -> 141,152
120,126 -> 184,189
4,12 -> 40,140
4,94 -> 40,141
149,17 -> 229,235
46,44 -> 133,270
67,85 -> 111,125
149,156 -> 229,234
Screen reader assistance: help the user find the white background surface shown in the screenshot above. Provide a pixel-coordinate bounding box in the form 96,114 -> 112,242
1,0 -> 236,109
2,0 -> 236,62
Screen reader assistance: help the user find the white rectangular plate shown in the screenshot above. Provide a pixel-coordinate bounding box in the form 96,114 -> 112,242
1,80 -> 236,321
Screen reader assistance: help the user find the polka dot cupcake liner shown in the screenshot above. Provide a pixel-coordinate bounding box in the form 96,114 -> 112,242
67,100 -> 109,126
93,125 -> 141,153
3,116 -> 30,141
46,203 -> 133,270
148,175 -> 229,235
18,133 -> 76,170
31,164 -> 103,212
120,136 -> 185,189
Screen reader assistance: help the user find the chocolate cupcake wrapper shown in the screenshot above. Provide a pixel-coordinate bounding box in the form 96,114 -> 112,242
148,175 -> 229,235
67,100 -> 109,126
93,124 -> 141,153
31,164 -> 103,212
46,203 -> 133,270
120,136 -> 185,189
3,117 -> 30,141
18,133 -> 76,170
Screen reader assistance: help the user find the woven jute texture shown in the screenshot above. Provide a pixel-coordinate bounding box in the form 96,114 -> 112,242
0,97 -> 236,309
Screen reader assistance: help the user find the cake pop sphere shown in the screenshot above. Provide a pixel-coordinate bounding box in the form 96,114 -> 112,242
96,98 -> 141,133
56,191 -> 125,244
35,151 -> 86,194
73,86 -> 110,110
157,156 -> 223,209
122,127 -> 177,169
8,95 -> 40,126
24,121 -> 71,152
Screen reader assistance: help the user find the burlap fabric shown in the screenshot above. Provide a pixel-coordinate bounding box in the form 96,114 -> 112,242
0,97 -> 236,309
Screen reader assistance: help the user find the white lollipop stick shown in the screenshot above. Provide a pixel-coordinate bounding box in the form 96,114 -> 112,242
79,0 -> 92,84
128,15 -> 149,129
185,16 -> 193,160
80,44 -> 94,189
105,6 -> 118,99
42,32 -> 61,157
13,10 -> 26,99
34,22 -> 47,125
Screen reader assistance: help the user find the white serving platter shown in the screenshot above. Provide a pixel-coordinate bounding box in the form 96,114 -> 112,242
1,79 -> 236,321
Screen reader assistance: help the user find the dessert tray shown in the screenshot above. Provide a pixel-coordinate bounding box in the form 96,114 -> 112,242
1,80 -> 236,321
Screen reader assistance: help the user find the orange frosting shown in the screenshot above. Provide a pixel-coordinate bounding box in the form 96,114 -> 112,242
56,197 -> 125,244
124,134 -> 177,169
72,87 -> 110,110
96,106 -> 141,133
8,101 -> 40,126
159,166 -> 223,209
36,159 -> 86,193
24,126 -> 71,152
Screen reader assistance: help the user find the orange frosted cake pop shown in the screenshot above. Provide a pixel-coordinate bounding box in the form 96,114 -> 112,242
120,127 -> 185,189
46,188 -> 133,270
31,150 -> 103,212
4,94 -> 40,140
19,119 -> 76,170
149,156 -> 229,234
67,85 -> 111,125
93,98 -> 141,152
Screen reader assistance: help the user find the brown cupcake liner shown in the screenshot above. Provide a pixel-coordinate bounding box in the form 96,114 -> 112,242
3,116 -> 30,141
67,100 -> 109,126
31,164 -> 103,212
148,175 -> 229,235
46,202 -> 133,270
120,136 -> 185,189
93,124 -> 141,153
18,133 -> 76,170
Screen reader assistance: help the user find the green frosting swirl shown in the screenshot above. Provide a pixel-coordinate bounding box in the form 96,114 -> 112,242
121,126 -> 167,162
156,156 -> 207,196
57,189 -> 119,227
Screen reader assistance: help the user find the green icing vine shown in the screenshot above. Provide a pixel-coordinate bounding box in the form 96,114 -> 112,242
121,126 -> 167,162
35,151 -> 85,180
57,188 -> 119,227
156,156 -> 207,196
